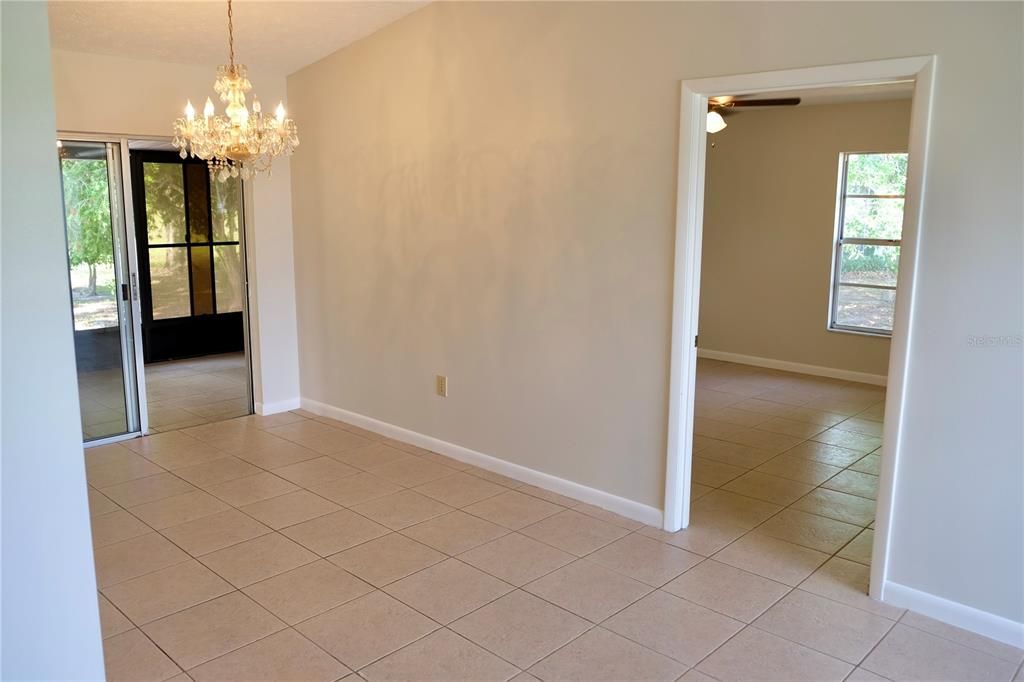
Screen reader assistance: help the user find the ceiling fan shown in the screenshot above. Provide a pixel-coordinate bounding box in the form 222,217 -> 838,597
706,95 -> 801,133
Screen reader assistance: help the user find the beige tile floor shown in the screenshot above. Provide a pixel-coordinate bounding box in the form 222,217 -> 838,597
144,353 -> 251,433
78,365 -> 132,440
79,352 -> 250,439
87,360 -> 1024,681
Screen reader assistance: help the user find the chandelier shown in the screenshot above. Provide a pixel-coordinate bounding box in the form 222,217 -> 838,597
172,0 -> 298,181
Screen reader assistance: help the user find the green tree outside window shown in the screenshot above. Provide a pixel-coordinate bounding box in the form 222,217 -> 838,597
61,157 -> 114,296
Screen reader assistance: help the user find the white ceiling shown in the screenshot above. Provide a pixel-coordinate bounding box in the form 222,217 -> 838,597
48,1 -> 426,75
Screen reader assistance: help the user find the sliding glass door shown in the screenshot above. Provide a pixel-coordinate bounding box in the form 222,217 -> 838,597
58,140 -> 142,441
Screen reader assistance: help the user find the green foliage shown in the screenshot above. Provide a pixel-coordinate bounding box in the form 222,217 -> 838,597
143,162 -> 187,243
211,174 -> 242,241
842,197 -> 904,242
141,161 -> 242,243
841,153 -> 908,276
845,152 -> 907,196
61,158 -> 113,270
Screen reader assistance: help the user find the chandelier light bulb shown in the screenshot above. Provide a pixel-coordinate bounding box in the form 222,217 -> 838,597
204,97 -> 215,119
184,100 -> 196,121
275,102 -> 286,125
252,97 -> 261,114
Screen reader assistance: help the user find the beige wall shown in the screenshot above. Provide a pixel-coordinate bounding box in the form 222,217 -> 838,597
699,100 -> 911,377
288,2 -> 1023,625
50,49 -> 302,411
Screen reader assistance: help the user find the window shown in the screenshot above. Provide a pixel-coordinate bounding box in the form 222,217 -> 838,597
829,152 -> 908,335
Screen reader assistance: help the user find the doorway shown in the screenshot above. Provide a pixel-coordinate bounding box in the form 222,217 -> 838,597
662,57 -> 936,604
57,135 -> 255,442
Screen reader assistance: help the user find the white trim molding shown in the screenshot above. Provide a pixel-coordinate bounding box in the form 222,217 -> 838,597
884,581 -> 1024,649
256,398 -> 301,415
697,348 -> 888,386
83,431 -> 142,448
300,398 -> 664,528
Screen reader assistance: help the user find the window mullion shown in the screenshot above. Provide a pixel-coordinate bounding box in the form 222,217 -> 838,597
836,282 -> 898,291
844,193 -> 905,200
839,237 -> 902,247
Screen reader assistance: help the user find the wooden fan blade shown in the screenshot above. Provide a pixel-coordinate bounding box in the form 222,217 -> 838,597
728,97 -> 801,107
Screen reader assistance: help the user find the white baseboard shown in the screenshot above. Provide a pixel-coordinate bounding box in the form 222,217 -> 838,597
300,398 -> 663,528
697,349 -> 888,386
255,398 -> 301,416
883,580 -> 1024,649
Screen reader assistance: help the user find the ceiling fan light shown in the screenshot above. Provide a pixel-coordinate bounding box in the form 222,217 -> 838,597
706,110 -> 727,134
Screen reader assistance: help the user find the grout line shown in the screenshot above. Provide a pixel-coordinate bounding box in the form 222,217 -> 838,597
744,609 -> 898,668
891,615 -> 1024,666
849,619 -> 900,679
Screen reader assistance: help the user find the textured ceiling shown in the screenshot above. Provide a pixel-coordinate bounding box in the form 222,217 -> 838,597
48,1 -> 426,75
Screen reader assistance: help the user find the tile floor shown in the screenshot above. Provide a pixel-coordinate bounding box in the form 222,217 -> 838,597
87,360 -> 1024,681
144,353 -> 251,433
78,370 -> 131,441
79,352 -> 250,439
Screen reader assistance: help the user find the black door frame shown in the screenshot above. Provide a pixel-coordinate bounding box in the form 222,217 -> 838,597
129,150 -> 247,363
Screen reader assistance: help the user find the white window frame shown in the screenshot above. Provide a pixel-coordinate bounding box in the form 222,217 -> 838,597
828,151 -> 907,337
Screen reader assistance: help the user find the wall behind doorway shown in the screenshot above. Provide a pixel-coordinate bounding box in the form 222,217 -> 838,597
699,99 -> 912,378
49,49 -> 302,414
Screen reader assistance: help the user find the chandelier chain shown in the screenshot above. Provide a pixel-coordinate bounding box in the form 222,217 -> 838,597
227,0 -> 235,69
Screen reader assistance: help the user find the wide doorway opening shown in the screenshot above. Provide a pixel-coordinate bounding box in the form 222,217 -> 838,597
663,57 -> 935,605
684,84 -> 912,585
129,143 -> 251,432
58,135 -> 254,443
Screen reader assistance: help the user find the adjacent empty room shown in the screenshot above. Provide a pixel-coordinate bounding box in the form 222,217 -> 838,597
684,85 -> 913,577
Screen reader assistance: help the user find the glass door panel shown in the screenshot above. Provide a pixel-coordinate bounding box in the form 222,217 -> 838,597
130,151 -> 247,363
59,140 -> 140,441
149,246 -> 191,319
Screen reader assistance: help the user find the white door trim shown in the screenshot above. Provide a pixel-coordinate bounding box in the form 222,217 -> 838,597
663,56 -> 937,608
116,137 -> 150,435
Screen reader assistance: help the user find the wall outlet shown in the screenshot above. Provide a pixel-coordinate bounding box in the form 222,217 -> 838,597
436,375 -> 448,397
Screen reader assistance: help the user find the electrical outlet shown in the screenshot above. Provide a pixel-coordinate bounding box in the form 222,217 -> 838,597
436,375 -> 448,397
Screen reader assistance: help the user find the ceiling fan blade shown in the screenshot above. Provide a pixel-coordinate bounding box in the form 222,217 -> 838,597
728,97 -> 802,107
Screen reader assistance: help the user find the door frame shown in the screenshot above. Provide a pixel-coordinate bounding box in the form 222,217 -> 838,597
61,131 -> 256,441
128,149 -> 248,364
663,56 -> 936,605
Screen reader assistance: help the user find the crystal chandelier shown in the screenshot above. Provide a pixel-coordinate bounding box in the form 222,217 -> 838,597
172,0 -> 298,181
